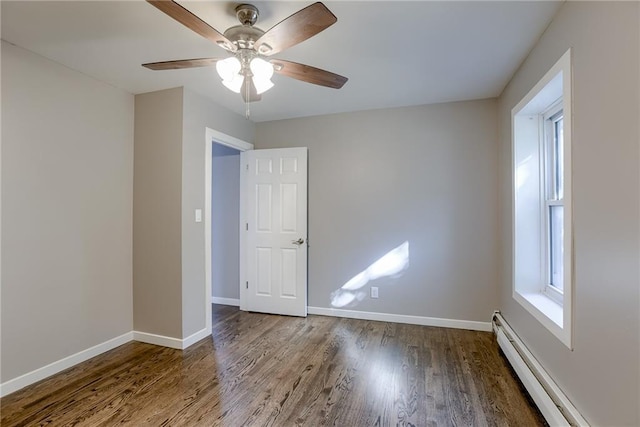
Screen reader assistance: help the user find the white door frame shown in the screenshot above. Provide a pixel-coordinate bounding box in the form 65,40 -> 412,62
204,127 -> 253,333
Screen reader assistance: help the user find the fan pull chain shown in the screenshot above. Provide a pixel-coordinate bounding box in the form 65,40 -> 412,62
245,80 -> 250,119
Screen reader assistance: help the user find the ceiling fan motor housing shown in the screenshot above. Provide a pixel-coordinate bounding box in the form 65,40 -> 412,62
227,4 -> 270,52
224,25 -> 265,50
236,4 -> 259,26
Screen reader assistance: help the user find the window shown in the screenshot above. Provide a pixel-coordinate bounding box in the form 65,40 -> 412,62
543,103 -> 564,303
512,49 -> 572,348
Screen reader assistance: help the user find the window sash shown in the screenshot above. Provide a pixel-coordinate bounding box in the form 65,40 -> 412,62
543,103 -> 563,202
543,103 -> 564,300
547,203 -> 563,293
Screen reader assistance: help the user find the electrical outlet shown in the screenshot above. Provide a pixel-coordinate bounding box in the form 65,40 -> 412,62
371,287 -> 379,299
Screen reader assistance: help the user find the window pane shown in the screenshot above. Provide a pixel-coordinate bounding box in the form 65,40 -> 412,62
550,205 -> 564,291
555,117 -> 564,200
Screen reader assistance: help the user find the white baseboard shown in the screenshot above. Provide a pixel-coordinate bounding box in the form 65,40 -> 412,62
1,327 -> 213,398
307,306 -> 492,332
182,328 -> 210,348
212,297 -> 240,306
0,332 -> 133,398
133,328 -> 209,350
132,331 -> 182,349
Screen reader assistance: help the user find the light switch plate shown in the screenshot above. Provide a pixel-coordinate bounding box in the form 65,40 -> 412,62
195,209 -> 202,223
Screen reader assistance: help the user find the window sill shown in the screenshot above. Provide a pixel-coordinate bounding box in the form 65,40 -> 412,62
518,291 -> 563,327
512,289 -> 570,348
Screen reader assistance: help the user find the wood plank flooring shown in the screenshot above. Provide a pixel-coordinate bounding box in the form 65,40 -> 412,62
1,305 -> 546,426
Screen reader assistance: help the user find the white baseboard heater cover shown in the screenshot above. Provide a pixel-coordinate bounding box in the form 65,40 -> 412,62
492,312 -> 589,427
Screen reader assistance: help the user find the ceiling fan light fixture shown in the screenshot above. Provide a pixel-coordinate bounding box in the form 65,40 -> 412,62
253,76 -> 273,95
216,57 -> 244,92
216,56 -> 241,80
222,74 -> 244,93
250,57 -> 274,94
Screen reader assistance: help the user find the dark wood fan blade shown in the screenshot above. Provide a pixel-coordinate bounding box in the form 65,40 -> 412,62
254,2 -> 336,56
142,58 -> 222,70
147,1 -> 235,51
271,59 -> 348,89
241,79 -> 262,103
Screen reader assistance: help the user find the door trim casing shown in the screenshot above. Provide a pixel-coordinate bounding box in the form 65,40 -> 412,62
205,127 -> 253,332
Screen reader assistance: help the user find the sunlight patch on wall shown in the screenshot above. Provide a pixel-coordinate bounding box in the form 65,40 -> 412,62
516,155 -> 532,190
330,241 -> 409,308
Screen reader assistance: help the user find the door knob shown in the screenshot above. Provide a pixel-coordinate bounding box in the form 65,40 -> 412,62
292,238 -> 305,245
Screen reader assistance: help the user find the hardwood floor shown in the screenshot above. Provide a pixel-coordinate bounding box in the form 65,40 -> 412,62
1,305 -> 545,426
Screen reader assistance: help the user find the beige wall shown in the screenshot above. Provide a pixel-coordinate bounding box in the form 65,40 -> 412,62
181,88 -> 254,337
133,88 -> 184,338
256,99 -> 499,322
1,41 -> 134,382
134,87 -> 254,340
497,2 -> 639,425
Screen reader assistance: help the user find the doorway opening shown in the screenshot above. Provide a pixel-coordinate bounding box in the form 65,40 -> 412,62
204,127 -> 253,334
211,143 -> 241,306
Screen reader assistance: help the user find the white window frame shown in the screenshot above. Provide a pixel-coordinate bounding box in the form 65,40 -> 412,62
542,101 -> 564,305
512,49 -> 572,349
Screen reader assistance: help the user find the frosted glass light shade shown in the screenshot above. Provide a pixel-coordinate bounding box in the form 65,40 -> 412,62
250,57 -> 274,94
216,57 -> 241,80
216,57 -> 243,93
222,75 -> 244,93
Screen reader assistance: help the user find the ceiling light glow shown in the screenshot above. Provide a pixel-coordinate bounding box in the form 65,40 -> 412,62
250,57 -> 274,95
216,54 -> 274,96
216,57 -> 243,93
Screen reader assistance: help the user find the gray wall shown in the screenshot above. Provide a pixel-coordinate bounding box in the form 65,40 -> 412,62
133,87 -> 184,338
497,2 -> 639,425
1,41 -> 134,382
135,87 -> 254,340
256,100 -> 498,322
211,144 -> 240,300
181,88 -> 253,337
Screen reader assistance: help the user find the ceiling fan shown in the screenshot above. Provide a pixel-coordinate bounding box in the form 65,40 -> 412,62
143,1 -> 348,107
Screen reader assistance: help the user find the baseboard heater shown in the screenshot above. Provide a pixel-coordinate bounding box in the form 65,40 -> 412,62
492,312 -> 589,427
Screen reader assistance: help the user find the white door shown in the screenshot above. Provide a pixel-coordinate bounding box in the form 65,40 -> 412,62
241,147 -> 308,317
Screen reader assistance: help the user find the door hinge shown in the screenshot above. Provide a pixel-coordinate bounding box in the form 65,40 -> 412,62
246,281 -> 248,289
246,223 -> 249,231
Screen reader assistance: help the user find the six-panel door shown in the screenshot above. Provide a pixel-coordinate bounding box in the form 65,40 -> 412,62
243,147 -> 308,317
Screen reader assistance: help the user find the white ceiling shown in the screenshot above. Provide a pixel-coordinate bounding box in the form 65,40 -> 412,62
1,1 -> 562,122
